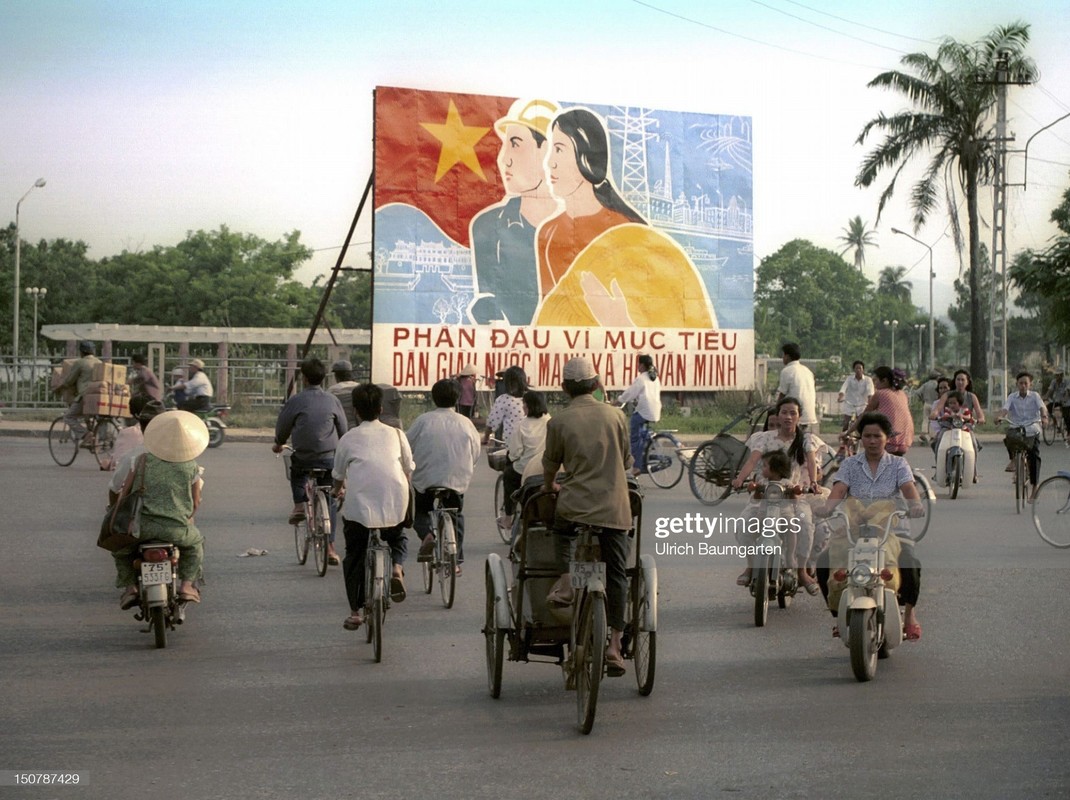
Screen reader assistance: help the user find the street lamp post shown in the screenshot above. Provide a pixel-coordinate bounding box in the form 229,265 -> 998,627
13,178 -> 47,406
891,227 -> 935,370
25,286 -> 47,395
883,319 -> 899,369
913,323 -> 925,374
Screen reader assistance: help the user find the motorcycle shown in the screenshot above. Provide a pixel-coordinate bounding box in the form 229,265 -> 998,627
165,392 -> 229,448
934,416 -> 975,500
132,542 -> 188,648
827,504 -> 905,682
748,482 -> 803,627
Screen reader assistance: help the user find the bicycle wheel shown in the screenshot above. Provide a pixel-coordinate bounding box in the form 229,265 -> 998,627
949,453 -> 962,500
371,596 -> 383,663
576,593 -> 606,735
644,434 -> 683,489
908,471 -> 933,543
312,492 -> 330,577
294,516 -> 309,565
1015,454 -> 1027,515
422,559 -> 434,593
92,418 -> 121,468
484,565 -> 505,698
493,473 -> 509,544
438,514 -> 457,609
1032,475 -> 1070,548
688,440 -> 734,506
632,566 -> 656,697
752,554 -> 770,628
48,417 -> 78,466
1042,417 -> 1056,446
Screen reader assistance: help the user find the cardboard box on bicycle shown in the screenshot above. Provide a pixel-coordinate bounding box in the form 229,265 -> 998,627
82,389 -> 130,418
50,359 -> 79,391
90,361 -> 128,385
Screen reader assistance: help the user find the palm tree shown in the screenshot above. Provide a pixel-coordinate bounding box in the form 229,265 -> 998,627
878,266 -> 913,305
854,23 -> 1037,383
838,215 -> 878,271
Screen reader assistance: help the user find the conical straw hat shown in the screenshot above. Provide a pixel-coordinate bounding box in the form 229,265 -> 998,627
143,410 -> 210,463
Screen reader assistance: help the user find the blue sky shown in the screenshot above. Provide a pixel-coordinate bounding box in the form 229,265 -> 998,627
3,0 -> 1069,324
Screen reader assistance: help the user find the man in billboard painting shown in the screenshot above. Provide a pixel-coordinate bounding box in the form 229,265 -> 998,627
533,107 -> 716,329
468,98 -> 560,326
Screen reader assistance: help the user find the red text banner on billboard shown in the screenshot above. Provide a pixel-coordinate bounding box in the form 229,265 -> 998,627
373,86 -> 754,390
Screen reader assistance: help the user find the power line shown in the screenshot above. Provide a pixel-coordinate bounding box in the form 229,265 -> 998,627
748,0 -> 908,54
628,0 -> 889,71
776,0 -> 937,44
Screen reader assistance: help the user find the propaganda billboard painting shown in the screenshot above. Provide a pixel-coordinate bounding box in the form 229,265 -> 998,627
373,86 -> 754,390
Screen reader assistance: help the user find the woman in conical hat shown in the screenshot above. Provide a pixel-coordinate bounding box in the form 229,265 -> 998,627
113,411 -> 209,609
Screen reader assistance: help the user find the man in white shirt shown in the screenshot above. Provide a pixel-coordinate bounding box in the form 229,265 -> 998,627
407,379 -> 482,573
777,342 -> 817,430
176,359 -> 214,413
996,371 -> 1048,489
617,354 -> 662,476
837,360 -> 874,431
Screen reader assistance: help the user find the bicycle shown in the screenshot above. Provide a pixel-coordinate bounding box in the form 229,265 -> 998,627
487,438 -> 511,544
363,528 -> 392,663
688,404 -> 776,505
565,524 -> 608,734
1032,470 -> 1070,548
638,423 -> 693,489
419,487 -> 460,608
280,447 -> 333,576
1000,423 -> 1036,515
1042,405 -> 1066,446
49,413 -> 122,468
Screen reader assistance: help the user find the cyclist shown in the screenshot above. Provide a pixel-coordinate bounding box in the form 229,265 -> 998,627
777,342 -> 818,431
542,357 -> 632,677
500,390 -> 550,531
328,359 -> 360,429
129,353 -> 163,403
482,365 -> 527,445
617,354 -> 661,477
995,371 -> 1048,492
333,384 -> 413,630
408,379 -> 482,575
1044,369 -> 1069,446
58,341 -> 101,443
837,360 -> 874,432
272,358 -> 348,565
174,358 -> 214,413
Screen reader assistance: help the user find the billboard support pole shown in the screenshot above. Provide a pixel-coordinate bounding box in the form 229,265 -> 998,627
285,172 -> 374,399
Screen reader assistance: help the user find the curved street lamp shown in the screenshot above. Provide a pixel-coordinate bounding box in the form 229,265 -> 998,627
13,178 -> 46,406
891,227 -> 935,371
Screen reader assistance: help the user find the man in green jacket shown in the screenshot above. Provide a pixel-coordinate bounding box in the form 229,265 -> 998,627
60,341 -> 101,441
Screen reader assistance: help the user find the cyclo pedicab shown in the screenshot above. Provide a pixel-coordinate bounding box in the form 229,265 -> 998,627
483,478 -> 657,734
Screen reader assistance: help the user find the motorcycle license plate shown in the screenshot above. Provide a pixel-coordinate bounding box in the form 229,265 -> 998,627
141,561 -> 172,586
570,561 -> 605,589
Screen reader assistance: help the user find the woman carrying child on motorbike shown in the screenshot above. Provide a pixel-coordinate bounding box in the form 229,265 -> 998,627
731,396 -> 828,595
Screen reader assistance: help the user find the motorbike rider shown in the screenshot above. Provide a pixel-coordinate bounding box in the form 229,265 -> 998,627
111,409 -> 208,610
542,357 -> 633,677
272,357 -> 348,565
175,358 -> 214,413
931,390 -> 973,454
817,412 -> 926,641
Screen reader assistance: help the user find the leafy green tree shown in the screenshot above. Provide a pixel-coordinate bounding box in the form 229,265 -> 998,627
854,22 -> 1038,383
837,216 -> 878,271
1010,177 -> 1070,346
877,266 -> 913,305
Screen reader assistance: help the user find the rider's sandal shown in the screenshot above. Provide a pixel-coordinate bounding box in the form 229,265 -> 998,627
803,581 -> 821,596
390,574 -> 407,603
903,622 -> 922,641
605,652 -> 626,677
343,613 -> 364,631
177,586 -> 201,604
736,571 -> 752,587
119,587 -> 139,610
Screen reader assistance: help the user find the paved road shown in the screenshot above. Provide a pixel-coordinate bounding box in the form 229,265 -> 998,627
2,437 -> 1069,799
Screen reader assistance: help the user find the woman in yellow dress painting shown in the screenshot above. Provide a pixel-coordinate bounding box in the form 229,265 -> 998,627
534,107 -> 716,329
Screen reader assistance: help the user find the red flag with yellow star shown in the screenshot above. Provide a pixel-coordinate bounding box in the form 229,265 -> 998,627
375,86 -> 513,246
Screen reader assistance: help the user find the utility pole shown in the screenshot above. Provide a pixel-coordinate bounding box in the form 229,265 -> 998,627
980,51 -> 1033,412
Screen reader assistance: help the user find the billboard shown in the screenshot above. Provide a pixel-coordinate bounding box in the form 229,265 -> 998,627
372,86 -> 753,390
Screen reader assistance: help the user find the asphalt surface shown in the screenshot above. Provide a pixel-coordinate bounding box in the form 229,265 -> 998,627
1,431 -> 1068,799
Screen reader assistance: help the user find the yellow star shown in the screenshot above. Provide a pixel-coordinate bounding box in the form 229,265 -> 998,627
420,100 -> 491,183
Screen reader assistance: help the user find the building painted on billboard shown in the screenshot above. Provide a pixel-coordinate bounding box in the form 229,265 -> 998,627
372,86 -> 753,390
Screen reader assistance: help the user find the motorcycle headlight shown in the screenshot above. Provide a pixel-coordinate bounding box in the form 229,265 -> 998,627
849,564 -> 876,587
